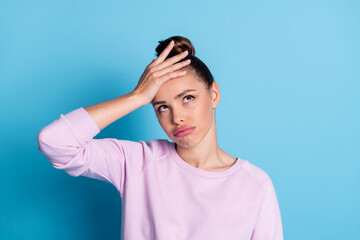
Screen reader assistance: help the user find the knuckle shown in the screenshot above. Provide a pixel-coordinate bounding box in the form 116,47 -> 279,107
154,78 -> 162,85
152,71 -> 159,78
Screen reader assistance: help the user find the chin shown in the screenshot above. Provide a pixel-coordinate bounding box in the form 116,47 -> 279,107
171,134 -> 202,149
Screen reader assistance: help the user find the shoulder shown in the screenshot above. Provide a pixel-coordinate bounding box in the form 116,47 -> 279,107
241,159 -> 273,190
139,138 -> 171,158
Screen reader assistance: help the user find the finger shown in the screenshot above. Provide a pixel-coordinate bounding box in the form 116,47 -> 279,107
152,59 -> 191,79
153,50 -> 189,72
153,40 -> 174,66
143,58 -> 158,79
146,58 -> 154,66
156,69 -> 188,85
145,59 -> 155,71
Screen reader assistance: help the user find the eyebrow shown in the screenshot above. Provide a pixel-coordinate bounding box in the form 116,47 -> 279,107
152,89 -> 197,106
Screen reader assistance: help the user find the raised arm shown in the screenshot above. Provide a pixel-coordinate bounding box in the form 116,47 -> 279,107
83,39 -> 191,131
83,92 -> 144,131
37,40 -> 191,195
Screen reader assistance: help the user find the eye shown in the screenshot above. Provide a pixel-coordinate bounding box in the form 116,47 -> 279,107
157,95 -> 195,113
184,95 -> 195,103
158,105 -> 168,113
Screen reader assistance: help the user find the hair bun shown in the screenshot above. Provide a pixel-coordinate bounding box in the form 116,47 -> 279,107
155,36 -> 195,58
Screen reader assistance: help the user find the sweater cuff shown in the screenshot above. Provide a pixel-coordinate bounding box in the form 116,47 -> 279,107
61,107 -> 101,144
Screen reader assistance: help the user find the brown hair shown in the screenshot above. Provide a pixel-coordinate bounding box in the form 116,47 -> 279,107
155,36 -> 214,90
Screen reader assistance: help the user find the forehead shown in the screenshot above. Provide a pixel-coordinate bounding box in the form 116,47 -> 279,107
154,72 -> 204,99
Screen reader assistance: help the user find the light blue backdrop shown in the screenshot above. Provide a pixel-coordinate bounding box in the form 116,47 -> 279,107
1,0 -> 359,239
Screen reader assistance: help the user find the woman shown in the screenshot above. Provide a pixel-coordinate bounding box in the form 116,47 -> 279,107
37,36 -> 283,240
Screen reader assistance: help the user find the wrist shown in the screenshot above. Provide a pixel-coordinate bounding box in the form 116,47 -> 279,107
128,91 -> 148,107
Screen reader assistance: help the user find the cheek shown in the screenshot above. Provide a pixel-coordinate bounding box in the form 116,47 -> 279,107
157,114 -> 171,131
196,100 -> 212,121
157,115 -> 165,126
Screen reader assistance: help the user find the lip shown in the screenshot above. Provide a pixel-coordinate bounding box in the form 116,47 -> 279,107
173,126 -> 196,137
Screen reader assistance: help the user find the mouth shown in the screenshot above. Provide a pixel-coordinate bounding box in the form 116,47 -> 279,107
173,126 -> 196,138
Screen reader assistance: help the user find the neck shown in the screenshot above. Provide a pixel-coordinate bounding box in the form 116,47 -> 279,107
175,115 -> 231,170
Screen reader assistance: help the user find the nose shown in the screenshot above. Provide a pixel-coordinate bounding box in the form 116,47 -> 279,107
171,107 -> 185,125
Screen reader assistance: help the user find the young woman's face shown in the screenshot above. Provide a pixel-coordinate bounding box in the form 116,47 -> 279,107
152,71 -> 220,148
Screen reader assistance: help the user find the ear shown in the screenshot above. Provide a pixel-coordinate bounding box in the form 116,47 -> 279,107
210,81 -> 220,109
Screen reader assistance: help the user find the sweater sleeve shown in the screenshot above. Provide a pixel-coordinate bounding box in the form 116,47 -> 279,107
250,178 -> 284,240
37,107 -> 156,196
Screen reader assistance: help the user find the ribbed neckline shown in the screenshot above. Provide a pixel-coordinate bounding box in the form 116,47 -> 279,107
167,141 -> 246,178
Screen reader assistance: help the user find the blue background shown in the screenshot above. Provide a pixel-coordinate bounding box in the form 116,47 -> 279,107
1,0 -> 359,239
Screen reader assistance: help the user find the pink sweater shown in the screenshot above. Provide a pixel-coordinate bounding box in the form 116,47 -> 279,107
37,107 -> 283,240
